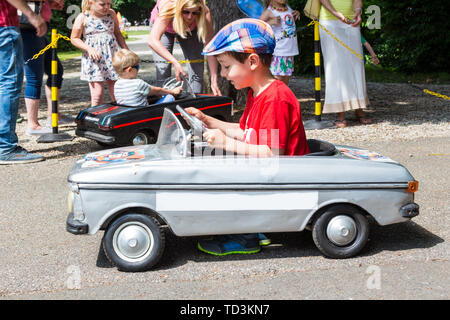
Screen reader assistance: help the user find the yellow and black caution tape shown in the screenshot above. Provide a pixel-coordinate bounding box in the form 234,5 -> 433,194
423,89 -> 450,101
307,20 -> 363,60
141,58 -> 206,65
26,32 -> 206,65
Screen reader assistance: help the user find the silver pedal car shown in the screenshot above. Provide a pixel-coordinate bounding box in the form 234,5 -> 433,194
66,107 -> 419,272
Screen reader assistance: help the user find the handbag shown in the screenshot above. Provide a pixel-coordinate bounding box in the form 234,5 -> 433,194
18,0 -> 43,31
303,0 -> 321,20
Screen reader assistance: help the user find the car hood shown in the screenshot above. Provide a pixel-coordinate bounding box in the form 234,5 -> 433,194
68,144 -> 415,185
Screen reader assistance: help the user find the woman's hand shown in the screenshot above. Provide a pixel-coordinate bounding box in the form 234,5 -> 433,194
210,76 -> 222,96
350,10 -> 362,27
335,11 -> 350,24
292,10 -> 301,21
49,0 -> 64,10
174,61 -> 187,82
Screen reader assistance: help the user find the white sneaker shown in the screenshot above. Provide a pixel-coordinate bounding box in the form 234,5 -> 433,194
26,127 -> 52,136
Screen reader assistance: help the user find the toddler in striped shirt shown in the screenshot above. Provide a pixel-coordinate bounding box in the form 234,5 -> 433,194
112,49 -> 183,106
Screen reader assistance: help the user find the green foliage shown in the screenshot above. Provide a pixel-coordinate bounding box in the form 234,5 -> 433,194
363,0 -> 449,73
289,0 -> 449,74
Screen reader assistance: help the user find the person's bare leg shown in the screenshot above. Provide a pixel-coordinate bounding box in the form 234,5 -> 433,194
89,81 -> 105,106
25,98 -> 43,130
106,80 -> 116,102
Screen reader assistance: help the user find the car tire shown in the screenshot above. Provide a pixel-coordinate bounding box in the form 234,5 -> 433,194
129,130 -> 155,146
312,205 -> 369,259
103,214 -> 165,272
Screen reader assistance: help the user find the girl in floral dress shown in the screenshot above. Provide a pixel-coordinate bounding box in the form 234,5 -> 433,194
71,0 -> 128,106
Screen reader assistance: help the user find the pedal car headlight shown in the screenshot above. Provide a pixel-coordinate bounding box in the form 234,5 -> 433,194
69,182 -> 79,194
67,191 -> 73,213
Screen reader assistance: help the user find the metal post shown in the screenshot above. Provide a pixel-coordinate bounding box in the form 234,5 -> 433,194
304,22 -> 333,130
38,29 -> 73,143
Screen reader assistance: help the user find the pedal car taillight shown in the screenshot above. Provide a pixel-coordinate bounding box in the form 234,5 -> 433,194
98,124 -> 113,131
407,180 -> 419,193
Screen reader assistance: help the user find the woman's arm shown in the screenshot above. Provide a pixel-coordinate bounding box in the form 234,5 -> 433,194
319,0 -> 349,24
351,0 -> 363,26
148,17 -> 186,81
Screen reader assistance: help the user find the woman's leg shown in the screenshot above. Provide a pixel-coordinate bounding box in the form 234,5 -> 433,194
21,29 -> 46,131
89,81 -> 105,106
178,29 -> 204,93
151,31 -> 175,88
106,80 -> 116,102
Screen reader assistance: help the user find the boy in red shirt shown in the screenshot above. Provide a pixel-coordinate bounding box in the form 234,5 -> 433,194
186,18 -> 309,255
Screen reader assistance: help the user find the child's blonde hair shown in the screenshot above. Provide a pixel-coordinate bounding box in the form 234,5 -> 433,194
112,49 -> 140,74
159,0 -> 207,42
81,0 -> 114,13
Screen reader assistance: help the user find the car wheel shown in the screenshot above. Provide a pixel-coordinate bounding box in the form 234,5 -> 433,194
103,214 -> 165,272
130,131 -> 154,146
312,204 -> 369,259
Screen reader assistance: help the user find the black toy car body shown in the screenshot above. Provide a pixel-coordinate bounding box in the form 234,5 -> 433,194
75,92 -> 233,146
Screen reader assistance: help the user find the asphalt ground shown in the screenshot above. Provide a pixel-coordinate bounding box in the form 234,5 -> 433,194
0,29 -> 448,301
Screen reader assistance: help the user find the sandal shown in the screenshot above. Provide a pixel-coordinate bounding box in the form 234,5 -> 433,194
335,119 -> 347,128
358,117 -> 372,124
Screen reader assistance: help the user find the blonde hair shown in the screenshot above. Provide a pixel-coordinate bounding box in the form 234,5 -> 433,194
81,0 -> 114,13
159,0 -> 207,42
112,49 -> 140,74
81,0 -> 90,13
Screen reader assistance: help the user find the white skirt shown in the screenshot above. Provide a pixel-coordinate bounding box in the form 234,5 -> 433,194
319,20 -> 369,113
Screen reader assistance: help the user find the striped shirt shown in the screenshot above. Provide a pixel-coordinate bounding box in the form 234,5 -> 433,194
0,0 -> 19,27
114,78 -> 151,106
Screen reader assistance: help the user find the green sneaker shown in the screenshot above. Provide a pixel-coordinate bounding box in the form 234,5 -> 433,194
198,234 -> 261,256
257,233 -> 271,246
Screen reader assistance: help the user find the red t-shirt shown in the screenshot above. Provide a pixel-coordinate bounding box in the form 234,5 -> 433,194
239,80 -> 310,156
0,0 -> 19,27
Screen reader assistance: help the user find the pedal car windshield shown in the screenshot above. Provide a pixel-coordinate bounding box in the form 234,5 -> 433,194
156,108 -> 188,157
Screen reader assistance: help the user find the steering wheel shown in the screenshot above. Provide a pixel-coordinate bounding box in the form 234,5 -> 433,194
162,77 -> 183,90
175,105 -> 205,135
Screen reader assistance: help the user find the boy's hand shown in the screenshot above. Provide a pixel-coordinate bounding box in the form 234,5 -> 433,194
171,86 -> 183,96
185,107 -> 207,123
371,55 -> 380,65
203,128 -> 225,149
292,10 -> 301,21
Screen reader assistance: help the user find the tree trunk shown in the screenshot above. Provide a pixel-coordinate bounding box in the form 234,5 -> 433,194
207,0 -> 248,109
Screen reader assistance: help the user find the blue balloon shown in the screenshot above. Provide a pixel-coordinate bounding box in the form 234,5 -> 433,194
236,0 -> 265,19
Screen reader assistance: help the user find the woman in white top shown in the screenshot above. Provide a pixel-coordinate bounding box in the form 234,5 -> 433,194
260,0 -> 300,85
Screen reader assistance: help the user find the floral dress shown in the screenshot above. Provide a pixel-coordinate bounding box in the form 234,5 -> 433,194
81,12 -> 120,82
